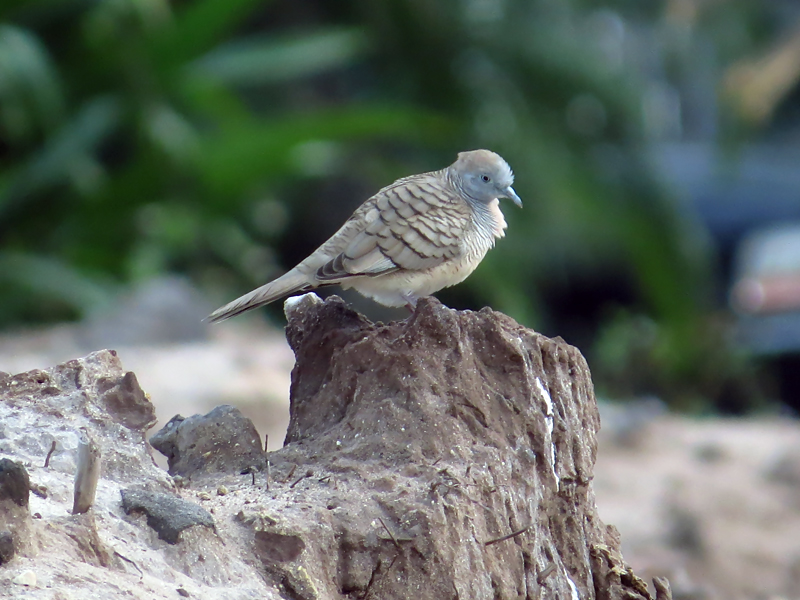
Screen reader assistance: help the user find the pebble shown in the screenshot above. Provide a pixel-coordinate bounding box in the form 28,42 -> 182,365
13,570 -> 36,586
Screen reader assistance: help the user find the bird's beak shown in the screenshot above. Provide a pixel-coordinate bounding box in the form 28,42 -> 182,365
503,186 -> 523,208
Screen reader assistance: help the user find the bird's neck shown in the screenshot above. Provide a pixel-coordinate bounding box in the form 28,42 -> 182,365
443,168 -> 506,236
474,199 -> 508,239
444,168 -> 481,210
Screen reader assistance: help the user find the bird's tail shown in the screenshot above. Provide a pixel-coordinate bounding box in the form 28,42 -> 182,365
206,269 -> 311,323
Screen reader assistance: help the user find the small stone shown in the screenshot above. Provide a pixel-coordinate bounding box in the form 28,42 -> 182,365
0,531 -> 14,565
13,570 -> 36,586
177,588 -> 190,597
217,485 -> 228,496
0,459 -> 30,508
284,292 -> 323,321
121,489 -> 215,544
30,483 -> 48,499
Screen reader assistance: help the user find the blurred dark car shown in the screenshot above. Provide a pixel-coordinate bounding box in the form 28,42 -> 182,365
654,142 -> 800,404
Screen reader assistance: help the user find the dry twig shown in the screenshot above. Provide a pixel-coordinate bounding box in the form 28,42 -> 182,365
484,523 -> 532,546
378,518 -> 401,549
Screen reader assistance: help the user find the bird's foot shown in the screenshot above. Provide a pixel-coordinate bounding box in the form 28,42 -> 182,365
403,294 -> 418,313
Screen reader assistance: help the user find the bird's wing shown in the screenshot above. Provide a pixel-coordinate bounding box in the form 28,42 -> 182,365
314,175 -> 471,282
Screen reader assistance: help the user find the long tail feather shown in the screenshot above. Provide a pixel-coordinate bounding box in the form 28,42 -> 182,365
206,270 -> 311,323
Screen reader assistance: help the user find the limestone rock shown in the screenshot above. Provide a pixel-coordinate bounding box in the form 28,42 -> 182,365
0,351 -> 268,599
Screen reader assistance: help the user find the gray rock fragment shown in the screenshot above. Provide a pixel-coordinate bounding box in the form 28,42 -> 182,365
0,459 -> 29,508
0,530 -> 14,564
96,370 -> 157,430
0,459 -> 31,562
121,489 -> 215,544
150,405 -> 266,480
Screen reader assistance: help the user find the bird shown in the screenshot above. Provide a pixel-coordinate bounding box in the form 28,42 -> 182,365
207,149 -> 521,322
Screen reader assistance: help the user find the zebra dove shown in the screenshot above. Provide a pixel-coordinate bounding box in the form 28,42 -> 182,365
207,149 -> 521,322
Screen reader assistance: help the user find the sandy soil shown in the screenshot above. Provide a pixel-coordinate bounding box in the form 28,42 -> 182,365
595,412 -> 800,600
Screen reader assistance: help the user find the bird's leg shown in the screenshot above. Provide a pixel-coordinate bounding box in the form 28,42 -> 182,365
403,294 -> 418,313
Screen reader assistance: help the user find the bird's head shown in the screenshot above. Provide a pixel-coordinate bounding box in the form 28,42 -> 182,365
450,149 -> 522,208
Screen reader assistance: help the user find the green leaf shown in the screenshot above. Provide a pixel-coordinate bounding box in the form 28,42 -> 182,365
0,96 -> 121,216
194,106 -> 452,196
188,27 -> 370,86
150,0 -> 268,68
0,251 -> 113,315
0,24 -> 65,140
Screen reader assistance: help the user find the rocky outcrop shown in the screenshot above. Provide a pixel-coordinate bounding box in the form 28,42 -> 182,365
273,294 -> 664,600
0,294 -> 670,599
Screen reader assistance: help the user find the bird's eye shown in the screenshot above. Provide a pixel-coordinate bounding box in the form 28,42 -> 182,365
481,175 -> 491,183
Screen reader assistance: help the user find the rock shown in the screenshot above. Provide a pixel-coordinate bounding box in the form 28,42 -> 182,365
591,541 -> 654,599
12,569 -> 36,586
121,489 -> 216,544
0,350 -> 161,482
265,294 -> 658,599
0,459 -> 30,508
30,483 -> 48,499
283,292 -> 323,322
0,530 -> 14,565
0,298 -> 665,599
95,370 -> 157,430
0,459 -> 30,561
653,577 -> 673,600
150,405 -> 266,480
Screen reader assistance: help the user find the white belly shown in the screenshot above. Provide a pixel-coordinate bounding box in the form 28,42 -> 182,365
344,202 -> 506,307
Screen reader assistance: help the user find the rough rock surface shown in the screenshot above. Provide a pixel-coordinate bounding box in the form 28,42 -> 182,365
150,405 -> 266,479
0,459 -> 30,508
0,458 -> 30,565
121,489 -> 216,544
270,294 -> 660,600
0,350 -> 268,599
0,530 -> 13,565
0,296 -> 667,599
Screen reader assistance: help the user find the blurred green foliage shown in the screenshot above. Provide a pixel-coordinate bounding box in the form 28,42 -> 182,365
0,0 -> 775,410
0,0 -> 448,320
